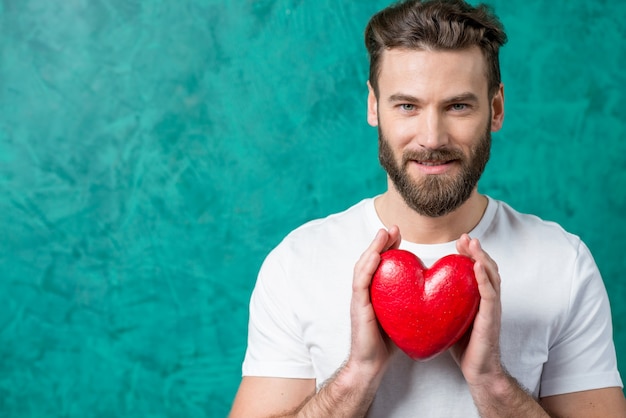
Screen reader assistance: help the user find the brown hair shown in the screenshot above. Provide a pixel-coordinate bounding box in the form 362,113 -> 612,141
365,0 -> 507,97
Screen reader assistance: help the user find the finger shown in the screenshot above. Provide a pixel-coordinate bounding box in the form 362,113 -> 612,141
357,227 -> 399,268
457,237 -> 500,293
469,240 -> 501,294
474,260 -> 498,302
352,229 -> 389,306
385,225 -> 402,251
368,228 -> 392,254
468,238 -> 498,271
351,254 -> 380,313
456,233 -> 472,255
353,227 -> 403,302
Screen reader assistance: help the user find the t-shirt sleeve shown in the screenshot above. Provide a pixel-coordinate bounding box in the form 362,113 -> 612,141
540,241 -> 623,397
241,248 -> 315,378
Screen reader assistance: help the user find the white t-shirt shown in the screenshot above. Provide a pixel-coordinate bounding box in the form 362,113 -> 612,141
242,197 -> 623,417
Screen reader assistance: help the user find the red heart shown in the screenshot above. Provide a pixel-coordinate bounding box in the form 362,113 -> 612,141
370,249 -> 480,361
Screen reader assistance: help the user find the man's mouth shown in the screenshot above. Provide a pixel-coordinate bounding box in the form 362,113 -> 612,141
418,160 -> 454,166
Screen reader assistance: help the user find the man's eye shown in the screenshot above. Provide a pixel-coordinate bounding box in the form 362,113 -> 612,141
400,104 -> 415,111
451,103 -> 468,111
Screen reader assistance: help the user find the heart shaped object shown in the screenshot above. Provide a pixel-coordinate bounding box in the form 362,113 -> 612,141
370,249 -> 479,361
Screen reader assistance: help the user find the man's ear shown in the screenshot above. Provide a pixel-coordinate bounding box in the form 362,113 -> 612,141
491,83 -> 505,132
367,81 -> 379,127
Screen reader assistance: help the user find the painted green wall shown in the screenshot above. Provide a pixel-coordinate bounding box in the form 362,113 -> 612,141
0,0 -> 624,416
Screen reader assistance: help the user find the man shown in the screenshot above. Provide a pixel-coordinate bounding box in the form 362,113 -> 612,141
230,0 -> 626,416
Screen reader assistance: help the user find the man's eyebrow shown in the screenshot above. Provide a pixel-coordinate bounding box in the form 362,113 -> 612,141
443,92 -> 480,104
387,92 -> 480,104
388,93 -> 422,103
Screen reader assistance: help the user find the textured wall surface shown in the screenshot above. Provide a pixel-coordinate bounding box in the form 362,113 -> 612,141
0,0 -> 624,416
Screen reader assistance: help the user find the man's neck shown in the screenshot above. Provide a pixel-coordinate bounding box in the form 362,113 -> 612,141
374,187 -> 488,245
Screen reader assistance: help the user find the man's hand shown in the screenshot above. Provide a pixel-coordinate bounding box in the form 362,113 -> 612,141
277,227 -> 403,417
230,228 -> 403,418
451,233 -> 504,385
452,234 -> 550,417
347,226 -> 402,379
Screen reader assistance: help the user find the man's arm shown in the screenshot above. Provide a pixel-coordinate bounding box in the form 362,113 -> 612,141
229,227 -> 401,417
229,360 -> 391,418
452,234 -> 549,417
465,373 -> 626,418
453,235 -> 626,418
229,377 -> 316,417
540,387 -> 626,418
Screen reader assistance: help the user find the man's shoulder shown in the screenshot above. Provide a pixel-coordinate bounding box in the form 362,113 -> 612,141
488,198 -> 583,251
289,197 -> 377,240
274,197 -> 379,257
295,197 -> 375,231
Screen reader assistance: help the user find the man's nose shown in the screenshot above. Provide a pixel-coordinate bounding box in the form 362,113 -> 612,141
415,109 -> 448,149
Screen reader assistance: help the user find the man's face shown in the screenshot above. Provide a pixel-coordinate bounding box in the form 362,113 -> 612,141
378,120 -> 491,217
367,46 -> 504,217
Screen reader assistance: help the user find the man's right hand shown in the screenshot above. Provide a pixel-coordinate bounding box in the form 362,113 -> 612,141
229,227 -> 401,417
346,226 -> 401,380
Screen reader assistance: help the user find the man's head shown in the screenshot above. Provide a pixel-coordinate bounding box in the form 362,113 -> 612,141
364,1 -> 507,218
365,0 -> 507,99
377,99 -> 493,218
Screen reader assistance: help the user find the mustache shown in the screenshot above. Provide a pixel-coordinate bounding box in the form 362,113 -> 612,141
402,148 -> 465,165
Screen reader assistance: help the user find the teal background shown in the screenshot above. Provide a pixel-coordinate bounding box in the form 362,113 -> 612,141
0,0 -> 624,416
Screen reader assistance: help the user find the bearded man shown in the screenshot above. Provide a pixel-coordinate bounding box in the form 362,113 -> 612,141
230,1 -> 626,416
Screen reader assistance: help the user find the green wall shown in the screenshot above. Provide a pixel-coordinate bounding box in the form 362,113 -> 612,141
0,0 -> 624,416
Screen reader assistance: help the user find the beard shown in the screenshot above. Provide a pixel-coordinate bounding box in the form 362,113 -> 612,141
378,122 -> 492,218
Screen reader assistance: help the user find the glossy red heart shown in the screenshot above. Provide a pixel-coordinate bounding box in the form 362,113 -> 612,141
370,249 -> 479,361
